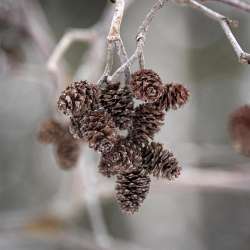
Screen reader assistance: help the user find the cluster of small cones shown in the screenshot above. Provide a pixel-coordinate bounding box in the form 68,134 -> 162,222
229,105 -> 250,156
39,69 -> 189,214
38,119 -> 80,170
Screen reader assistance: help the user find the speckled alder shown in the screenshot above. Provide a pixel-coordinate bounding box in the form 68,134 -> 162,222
39,0 -> 250,214
39,0 -> 192,214
57,70 -> 189,214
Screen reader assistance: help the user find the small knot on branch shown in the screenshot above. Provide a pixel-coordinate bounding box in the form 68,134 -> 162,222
224,17 -> 239,28
240,53 -> 250,64
136,33 -> 146,42
228,19 -> 239,28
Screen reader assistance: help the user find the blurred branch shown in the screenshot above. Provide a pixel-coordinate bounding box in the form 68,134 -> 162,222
74,147 -> 111,248
47,29 -> 97,86
185,0 -> 250,64
18,0 -> 68,93
95,166 -> 250,195
154,166 -> 250,192
20,0 -> 55,58
203,0 -> 250,13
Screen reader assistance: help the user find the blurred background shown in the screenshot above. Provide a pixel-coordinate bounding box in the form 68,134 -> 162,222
1,0 -> 250,249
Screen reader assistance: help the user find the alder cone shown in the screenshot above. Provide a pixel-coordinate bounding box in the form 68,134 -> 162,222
56,137 -> 80,170
99,137 -> 142,175
57,80 -> 99,117
98,155 -> 118,177
122,138 -> 143,170
99,82 -> 134,129
38,119 -> 65,144
129,69 -> 164,103
70,109 -> 118,154
129,103 -> 165,142
142,142 -> 181,180
229,105 -> 250,156
115,170 -> 150,214
156,83 -> 189,111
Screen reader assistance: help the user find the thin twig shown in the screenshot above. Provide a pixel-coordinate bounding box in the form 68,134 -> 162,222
98,0 -> 125,83
107,0 -> 125,41
98,0 -> 131,84
186,0 -> 250,64
138,49 -> 146,70
153,166 -> 250,192
20,0 -> 55,58
115,38 -> 131,84
97,42 -> 115,84
110,0 -> 168,82
203,0 -> 250,13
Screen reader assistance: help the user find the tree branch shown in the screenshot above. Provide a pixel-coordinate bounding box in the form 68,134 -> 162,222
98,0 -> 131,84
114,38 -> 131,84
204,0 -> 250,13
107,0 -> 125,41
186,0 -> 250,64
47,29 -> 97,86
110,0 -> 168,82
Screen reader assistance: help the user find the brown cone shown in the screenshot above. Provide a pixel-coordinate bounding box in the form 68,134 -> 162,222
38,119 -> 66,144
100,82 -> 134,129
57,80 -> 99,117
70,109 -> 118,154
99,137 -> 142,176
129,103 -> 165,142
129,69 -> 164,103
115,170 -> 150,214
155,83 -> 189,111
142,142 -> 181,180
229,105 -> 250,156
56,137 -> 80,170
98,155 -> 118,177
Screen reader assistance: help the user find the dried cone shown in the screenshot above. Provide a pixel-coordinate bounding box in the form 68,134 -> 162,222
156,83 -> 189,111
99,137 -> 142,176
115,170 -> 150,214
56,137 -> 80,170
129,103 -> 165,142
57,80 -> 99,117
98,155 -> 117,177
38,119 -> 80,170
142,142 -> 181,180
70,109 -> 118,154
130,69 -> 164,103
38,119 -> 66,144
100,82 -> 134,129
229,105 -> 250,156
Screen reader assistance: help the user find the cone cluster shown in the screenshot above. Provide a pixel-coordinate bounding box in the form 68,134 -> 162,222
38,119 -> 80,170
55,69 -> 189,214
229,105 -> 250,156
